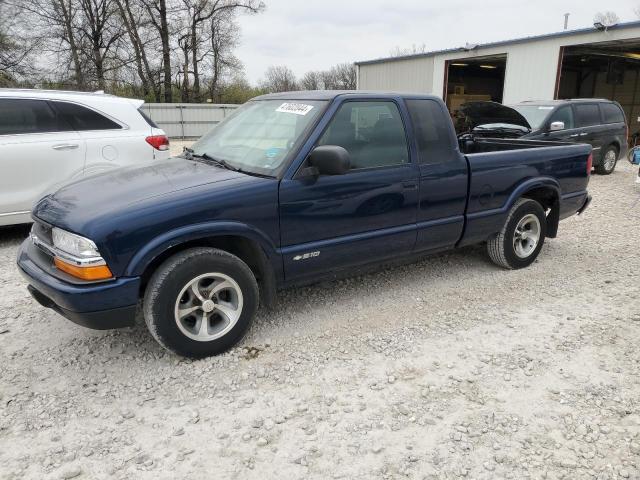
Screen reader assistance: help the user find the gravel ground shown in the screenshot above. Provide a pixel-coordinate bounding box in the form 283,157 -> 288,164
1,161 -> 639,480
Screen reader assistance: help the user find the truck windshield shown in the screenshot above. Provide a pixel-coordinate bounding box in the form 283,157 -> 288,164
190,99 -> 327,177
511,105 -> 555,130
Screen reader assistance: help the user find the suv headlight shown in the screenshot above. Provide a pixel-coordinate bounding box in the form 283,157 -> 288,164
51,228 -> 113,281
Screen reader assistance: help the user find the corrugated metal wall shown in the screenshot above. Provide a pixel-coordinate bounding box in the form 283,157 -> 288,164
358,26 -> 640,105
358,57 -> 434,92
141,103 -> 240,139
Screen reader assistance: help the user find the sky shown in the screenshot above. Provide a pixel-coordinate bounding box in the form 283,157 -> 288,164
234,0 -> 640,85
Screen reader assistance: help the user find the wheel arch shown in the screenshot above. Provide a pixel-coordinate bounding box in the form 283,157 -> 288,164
521,185 -> 560,238
128,222 -> 280,308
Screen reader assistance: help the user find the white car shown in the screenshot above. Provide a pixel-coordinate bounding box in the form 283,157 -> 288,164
0,89 -> 170,226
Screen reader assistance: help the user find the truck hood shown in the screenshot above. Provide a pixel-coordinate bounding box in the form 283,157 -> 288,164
458,101 -> 531,134
33,157 -> 248,228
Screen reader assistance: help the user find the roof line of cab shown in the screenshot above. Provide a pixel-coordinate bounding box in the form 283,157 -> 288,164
252,90 -> 441,102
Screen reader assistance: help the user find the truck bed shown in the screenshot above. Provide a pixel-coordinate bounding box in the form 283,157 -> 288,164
458,137 -> 592,246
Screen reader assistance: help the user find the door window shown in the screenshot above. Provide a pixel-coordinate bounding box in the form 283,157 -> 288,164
0,98 -> 73,135
51,101 -> 122,131
574,104 -> 601,127
318,101 -> 409,169
548,106 -> 574,129
406,99 -> 456,164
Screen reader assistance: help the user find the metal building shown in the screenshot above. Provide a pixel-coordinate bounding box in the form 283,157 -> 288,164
356,21 -> 640,126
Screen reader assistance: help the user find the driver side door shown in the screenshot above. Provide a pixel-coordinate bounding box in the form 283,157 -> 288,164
279,99 -> 419,282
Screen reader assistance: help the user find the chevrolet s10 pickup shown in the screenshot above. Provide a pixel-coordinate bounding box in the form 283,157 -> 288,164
18,91 -> 592,357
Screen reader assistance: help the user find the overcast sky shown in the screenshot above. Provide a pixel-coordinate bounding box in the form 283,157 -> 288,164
235,0 -> 640,84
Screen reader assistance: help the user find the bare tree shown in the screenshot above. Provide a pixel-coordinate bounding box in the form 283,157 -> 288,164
389,43 -> 428,58
178,0 -> 263,102
8,0 -> 265,101
115,0 -> 161,99
206,10 -> 242,101
18,0 -> 87,88
0,0 -> 34,85
330,63 -> 356,90
300,63 -> 356,91
139,0 -> 174,102
300,70 -> 323,90
260,65 -> 297,93
76,0 -> 125,90
593,11 -> 620,27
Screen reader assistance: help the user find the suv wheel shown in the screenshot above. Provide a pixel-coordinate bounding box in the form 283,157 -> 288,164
595,146 -> 618,175
487,198 -> 547,269
143,247 -> 259,358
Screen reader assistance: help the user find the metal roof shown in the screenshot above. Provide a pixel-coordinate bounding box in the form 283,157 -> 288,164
356,20 -> 640,66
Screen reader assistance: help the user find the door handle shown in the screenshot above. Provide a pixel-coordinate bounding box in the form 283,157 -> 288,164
569,134 -> 580,138
402,181 -> 417,190
579,132 -> 589,137
52,144 -> 79,151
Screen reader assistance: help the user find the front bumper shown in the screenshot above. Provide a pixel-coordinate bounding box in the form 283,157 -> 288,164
17,240 -> 140,330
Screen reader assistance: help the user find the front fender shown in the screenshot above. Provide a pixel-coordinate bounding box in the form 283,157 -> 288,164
124,221 -> 280,277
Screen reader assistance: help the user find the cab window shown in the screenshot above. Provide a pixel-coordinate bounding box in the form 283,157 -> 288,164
406,99 -> 456,164
318,101 -> 409,170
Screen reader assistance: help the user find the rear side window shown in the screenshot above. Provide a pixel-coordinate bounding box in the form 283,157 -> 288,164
405,99 -> 456,164
548,106 -> 575,129
600,103 -> 625,124
0,98 -> 73,135
52,101 -> 122,131
138,107 -> 159,128
574,104 -> 601,127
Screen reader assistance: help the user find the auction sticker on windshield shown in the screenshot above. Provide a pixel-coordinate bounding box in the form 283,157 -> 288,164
276,103 -> 314,116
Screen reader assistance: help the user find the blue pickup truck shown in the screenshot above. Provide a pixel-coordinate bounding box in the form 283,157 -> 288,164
18,91 -> 592,357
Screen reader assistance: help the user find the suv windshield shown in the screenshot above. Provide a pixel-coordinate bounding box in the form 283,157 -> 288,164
190,99 -> 327,177
511,104 -> 556,130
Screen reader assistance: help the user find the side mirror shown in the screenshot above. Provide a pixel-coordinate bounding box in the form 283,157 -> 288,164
307,145 -> 350,176
549,121 -> 565,131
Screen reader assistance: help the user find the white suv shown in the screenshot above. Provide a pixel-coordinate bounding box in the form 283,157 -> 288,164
0,89 -> 170,226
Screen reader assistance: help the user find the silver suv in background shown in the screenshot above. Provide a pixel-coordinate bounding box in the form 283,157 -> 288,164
0,89 -> 170,226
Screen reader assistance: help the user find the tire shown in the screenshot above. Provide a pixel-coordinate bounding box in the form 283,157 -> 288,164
487,198 -> 547,270
595,145 -> 618,175
143,247 -> 259,358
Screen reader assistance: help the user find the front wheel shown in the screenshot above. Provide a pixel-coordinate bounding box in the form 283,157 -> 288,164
595,146 -> 618,175
487,198 -> 547,269
143,247 -> 259,358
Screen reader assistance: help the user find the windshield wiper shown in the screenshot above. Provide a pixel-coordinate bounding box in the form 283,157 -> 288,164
186,150 -> 241,173
185,149 -> 274,178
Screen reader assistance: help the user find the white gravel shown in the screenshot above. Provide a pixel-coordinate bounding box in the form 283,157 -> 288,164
1,161 -> 639,480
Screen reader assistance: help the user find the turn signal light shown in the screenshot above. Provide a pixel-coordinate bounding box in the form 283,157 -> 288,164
146,135 -> 170,151
586,152 -> 593,176
54,257 -> 113,281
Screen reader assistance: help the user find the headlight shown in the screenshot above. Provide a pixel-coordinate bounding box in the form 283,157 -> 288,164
50,228 -> 113,281
52,228 -> 101,258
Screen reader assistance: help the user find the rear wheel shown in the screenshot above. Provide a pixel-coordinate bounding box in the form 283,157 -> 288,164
143,247 -> 258,358
595,145 -> 618,175
487,198 -> 547,269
